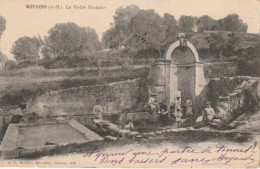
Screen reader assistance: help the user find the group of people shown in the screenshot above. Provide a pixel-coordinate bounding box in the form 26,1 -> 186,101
147,93 -> 193,127
93,94 -> 216,129
147,93 -> 217,128
147,93 -> 168,125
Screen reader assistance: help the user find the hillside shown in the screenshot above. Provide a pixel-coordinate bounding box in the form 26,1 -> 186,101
0,66 -> 150,109
189,31 -> 260,50
0,32 -> 259,110
132,31 -> 260,61
190,31 -> 260,50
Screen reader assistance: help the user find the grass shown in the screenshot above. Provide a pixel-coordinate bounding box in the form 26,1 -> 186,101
0,64 -> 149,78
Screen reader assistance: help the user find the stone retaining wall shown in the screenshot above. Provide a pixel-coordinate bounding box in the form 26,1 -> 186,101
208,77 -> 260,126
28,79 -> 144,117
204,62 -> 238,79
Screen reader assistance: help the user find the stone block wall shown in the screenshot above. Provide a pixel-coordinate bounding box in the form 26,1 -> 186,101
28,79 -> 143,117
204,62 -> 238,79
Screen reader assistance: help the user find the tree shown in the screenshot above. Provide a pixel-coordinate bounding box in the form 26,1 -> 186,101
179,15 -> 198,33
221,33 -> 240,57
46,22 -> 101,58
40,46 -> 53,60
11,36 -> 41,63
81,27 -> 103,53
129,9 -> 166,51
207,32 -> 224,57
0,50 -> 7,69
37,35 -> 54,59
207,32 -> 241,57
114,5 -> 140,39
217,14 -> 248,32
0,15 -> 7,69
163,13 -> 179,43
197,15 -> 217,31
238,23 -> 248,32
102,5 -> 140,49
102,28 -> 120,49
0,15 -> 6,39
102,8 -> 166,53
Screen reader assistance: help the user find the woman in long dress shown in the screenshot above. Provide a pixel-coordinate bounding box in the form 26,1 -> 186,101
185,98 -> 193,117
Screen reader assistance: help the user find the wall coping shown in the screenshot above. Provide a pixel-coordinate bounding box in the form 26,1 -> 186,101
45,78 -> 140,96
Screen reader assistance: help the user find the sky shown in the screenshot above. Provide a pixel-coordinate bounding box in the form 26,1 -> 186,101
0,0 -> 259,59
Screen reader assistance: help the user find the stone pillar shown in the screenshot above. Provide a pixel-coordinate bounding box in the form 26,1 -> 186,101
169,64 -> 179,104
149,59 -> 171,104
195,62 -> 207,96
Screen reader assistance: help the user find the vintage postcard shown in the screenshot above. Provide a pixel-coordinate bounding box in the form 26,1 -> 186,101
0,0 -> 259,168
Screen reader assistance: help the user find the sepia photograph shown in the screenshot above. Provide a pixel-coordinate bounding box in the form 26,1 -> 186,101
0,0 -> 259,168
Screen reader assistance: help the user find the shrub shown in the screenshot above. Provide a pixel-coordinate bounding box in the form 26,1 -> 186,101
4,60 -> 17,70
207,32 -> 240,58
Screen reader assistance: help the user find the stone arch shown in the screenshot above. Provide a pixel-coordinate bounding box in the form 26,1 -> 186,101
163,39 -> 206,105
148,39 -> 207,114
164,41 -> 200,63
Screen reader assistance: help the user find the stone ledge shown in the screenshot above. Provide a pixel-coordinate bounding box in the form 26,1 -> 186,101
68,120 -> 103,142
0,124 -> 19,151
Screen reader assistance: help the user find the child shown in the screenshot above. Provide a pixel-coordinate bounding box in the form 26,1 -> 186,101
175,109 -> 182,127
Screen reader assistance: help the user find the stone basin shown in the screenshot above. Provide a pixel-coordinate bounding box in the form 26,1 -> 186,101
0,120 -> 103,159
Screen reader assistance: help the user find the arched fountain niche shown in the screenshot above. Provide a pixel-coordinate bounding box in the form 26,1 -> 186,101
149,37 -> 207,110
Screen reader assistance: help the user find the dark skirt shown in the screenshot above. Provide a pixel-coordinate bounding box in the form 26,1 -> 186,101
160,114 -> 168,126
